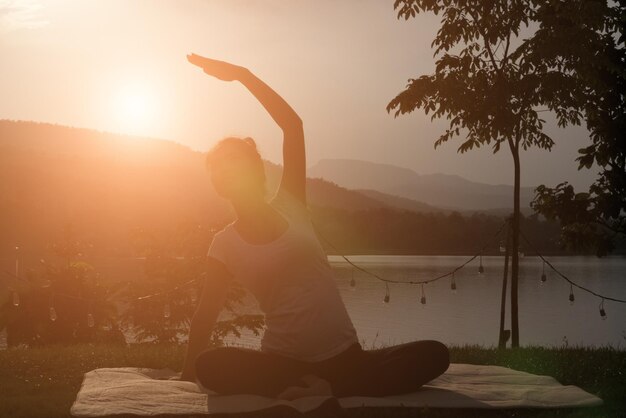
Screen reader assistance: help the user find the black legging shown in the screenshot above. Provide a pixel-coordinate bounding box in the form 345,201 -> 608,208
194,340 -> 450,398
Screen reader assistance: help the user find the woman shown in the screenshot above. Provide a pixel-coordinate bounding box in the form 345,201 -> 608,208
180,53 -> 450,400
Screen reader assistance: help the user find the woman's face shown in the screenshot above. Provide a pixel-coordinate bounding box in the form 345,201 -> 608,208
210,152 -> 263,200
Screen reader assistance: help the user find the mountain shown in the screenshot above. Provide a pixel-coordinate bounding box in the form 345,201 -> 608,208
352,189 -> 445,214
0,120 -> 447,257
307,158 -> 536,211
0,120 -> 223,256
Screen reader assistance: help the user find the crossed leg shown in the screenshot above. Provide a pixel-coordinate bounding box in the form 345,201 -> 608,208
330,339 -> 451,397
194,340 -> 450,399
194,346 -> 315,398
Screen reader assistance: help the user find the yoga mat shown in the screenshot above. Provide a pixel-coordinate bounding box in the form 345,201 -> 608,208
70,363 -> 603,416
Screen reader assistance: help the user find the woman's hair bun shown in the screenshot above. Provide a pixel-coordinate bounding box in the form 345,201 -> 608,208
243,137 -> 257,150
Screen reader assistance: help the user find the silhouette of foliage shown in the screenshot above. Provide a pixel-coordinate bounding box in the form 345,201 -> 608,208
387,0 -> 582,155
530,1 -> 625,256
310,205 -> 570,255
1,225 -> 120,347
121,227 -> 265,345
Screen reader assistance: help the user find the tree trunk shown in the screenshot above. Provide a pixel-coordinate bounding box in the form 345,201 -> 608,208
510,141 -> 521,348
498,219 -> 511,349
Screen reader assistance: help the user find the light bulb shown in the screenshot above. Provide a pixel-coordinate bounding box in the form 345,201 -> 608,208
12,291 -> 20,307
383,293 -> 390,304
49,306 -> 57,321
599,299 -> 607,320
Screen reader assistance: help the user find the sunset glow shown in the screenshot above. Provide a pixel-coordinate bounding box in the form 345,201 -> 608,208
111,83 -> 159,136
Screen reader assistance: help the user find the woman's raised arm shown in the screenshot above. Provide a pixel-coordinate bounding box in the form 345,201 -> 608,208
187,53 -> 306,204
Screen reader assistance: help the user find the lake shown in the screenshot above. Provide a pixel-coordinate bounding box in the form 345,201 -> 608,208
225,255 -> 626,351
1,255 -> 625,350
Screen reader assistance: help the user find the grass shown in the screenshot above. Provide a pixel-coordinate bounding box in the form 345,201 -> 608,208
0,342 -> 623,418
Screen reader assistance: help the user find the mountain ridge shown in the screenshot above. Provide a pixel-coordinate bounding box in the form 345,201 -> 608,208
307,157 -> 536,211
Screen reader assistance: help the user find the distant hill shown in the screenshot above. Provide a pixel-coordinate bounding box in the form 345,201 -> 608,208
0,120 -> 449,256
307,158 -> 537,212
353,189 -> 445,214
0,120 -> 222,256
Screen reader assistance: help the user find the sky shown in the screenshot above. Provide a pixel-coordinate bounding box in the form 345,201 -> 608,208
0,0 -> 599,190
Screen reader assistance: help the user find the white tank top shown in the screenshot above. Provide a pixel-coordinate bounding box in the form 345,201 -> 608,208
206,187 -> 359,362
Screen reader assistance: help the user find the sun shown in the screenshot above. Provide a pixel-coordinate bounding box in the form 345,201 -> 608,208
121,92 -> 151,122
112,83 -> 159,136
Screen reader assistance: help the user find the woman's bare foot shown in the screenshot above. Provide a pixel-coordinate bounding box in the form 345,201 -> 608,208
276,374 -> 333,400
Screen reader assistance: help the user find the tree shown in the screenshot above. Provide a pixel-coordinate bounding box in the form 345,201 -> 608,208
387,0 -> 585,347
530,1 -> 625,256
121,226 -> 265,345
1,226 -> 119,347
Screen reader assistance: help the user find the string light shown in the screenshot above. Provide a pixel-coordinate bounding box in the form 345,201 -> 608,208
540,261 -> 547,284
87,301 -> 95,328
135,278 -> 199,301
450,272 -> 457,294
383,283 -> 390,304
49,295 -> 57,322
163,300 -> 171,319
313,220 -> 508,287
478,254 -> 484,274
599,298 -> 607,320
12,289 -> 20,307
519,230 -> 626,313
3,267 -> 199,327
15,246 -> 19,278
49,306 -> 58,321
420,283 -> 426,305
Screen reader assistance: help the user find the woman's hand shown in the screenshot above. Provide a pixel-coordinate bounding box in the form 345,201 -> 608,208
156,373 -> 184,381
186,53 -> 247,81
179,372 -> 196,382
160,373 -> 195,382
